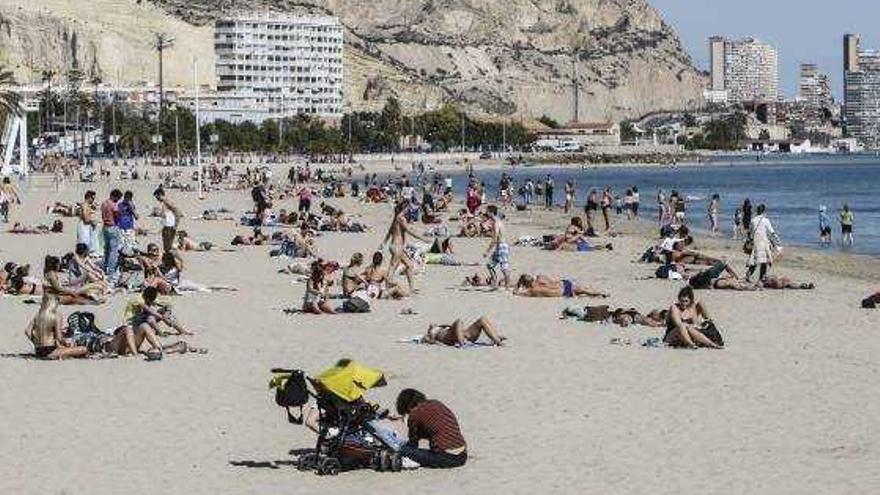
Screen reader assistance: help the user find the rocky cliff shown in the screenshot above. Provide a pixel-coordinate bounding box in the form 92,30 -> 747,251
0,0 -> 705,121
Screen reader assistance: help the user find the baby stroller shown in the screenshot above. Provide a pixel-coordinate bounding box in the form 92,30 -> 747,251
269,359 -> 404,476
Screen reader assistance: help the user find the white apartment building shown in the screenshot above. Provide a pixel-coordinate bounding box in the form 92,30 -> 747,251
708,37 -> 779,104
798,63 -> 833,109
182,14 -> 343,124
845,49 -> 880,149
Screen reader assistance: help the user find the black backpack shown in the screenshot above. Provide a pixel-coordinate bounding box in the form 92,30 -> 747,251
275,369 -> 309,424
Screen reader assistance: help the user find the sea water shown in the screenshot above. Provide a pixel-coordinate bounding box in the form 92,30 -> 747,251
443,154 -> 880,256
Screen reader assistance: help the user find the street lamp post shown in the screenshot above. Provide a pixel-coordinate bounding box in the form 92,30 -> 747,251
193,58 -> 203,200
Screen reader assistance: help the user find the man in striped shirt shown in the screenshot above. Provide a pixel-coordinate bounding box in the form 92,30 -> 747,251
395,388 -> 467,468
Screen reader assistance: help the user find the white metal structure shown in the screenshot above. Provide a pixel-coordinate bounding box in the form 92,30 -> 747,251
1,102 -> 32,176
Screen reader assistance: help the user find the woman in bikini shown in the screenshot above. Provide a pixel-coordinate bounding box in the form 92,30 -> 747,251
514,274 -> 608,298
421,317 -> 506,347
341,253 -> 366,298
664,286 -> 723,349
302,261 -> 335,315
43,256 -> 105,305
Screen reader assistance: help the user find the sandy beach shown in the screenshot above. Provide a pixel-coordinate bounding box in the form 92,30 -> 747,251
1,164 -> 879,495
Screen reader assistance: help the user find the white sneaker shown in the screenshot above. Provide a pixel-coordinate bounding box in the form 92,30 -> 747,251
401,457 -> 420,469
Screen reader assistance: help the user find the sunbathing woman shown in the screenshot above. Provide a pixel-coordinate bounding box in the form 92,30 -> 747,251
514,274 -> 608,298
611,308 -> 667,328
341,253 -> 366,297
69,243 -> 113,294
43,256 -> 104,305
303,261 -> 335,314
664,286 -> 723,349
761,276 -> 815,290
421,317 -> 506,347
24,292 -> 89,360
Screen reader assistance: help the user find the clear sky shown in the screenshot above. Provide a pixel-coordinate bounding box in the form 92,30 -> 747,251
650,0 -> 880,100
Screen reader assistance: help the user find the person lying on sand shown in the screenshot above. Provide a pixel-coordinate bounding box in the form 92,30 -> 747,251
664,286 -> 723,349
684,261 -> 757,291
514,274 -> 608,298
177,231 -> 213,252
421,317 -> 506,347
46,202 -> 79,217
761,276 -> 815,290
9,220 -> 64,234
231,228 -> 269,246
462,272 -> 492,287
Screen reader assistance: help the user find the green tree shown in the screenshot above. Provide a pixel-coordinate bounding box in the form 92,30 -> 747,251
538,114 -> 560,129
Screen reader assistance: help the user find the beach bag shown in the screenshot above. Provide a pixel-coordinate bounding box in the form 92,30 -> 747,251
274,369 -> 309,425
699,321 -> 724,347
742,235 -> 754,255
342,293 -> 371,313
862,293 -> 880,309
584,305 -> 611,322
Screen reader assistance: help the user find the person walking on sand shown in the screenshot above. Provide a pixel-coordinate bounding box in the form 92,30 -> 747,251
381,200 -> 429,294
840,204 -> 854,247
100,189 -> 122,285
484,204 -> 511,289
746,204 -> 781,282
0,177 -> 22,223
818,205 -> 832,246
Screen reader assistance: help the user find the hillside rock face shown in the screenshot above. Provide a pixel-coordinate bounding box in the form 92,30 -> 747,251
0,0 -> 705,121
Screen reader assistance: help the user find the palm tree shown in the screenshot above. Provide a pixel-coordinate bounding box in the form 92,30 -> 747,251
0,67 -> 22,121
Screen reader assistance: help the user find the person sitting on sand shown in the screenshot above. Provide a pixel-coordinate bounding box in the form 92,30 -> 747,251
362,251 -> 407,299
664,286 -> 723,349
124,286 -> 193,337
341,253 -> 366,298
420,317 -> 505,347
24,292 -> 89,360
514,274 -> 608,298
303,261 -> 335,314
69,243 -> 113,294
394,389 -> 468,469
43,255 -> 104,305
760,276 -> 815,290
550,217 -> 614,252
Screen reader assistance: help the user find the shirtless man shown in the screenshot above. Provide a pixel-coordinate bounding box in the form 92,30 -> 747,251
381,200 -> 428,293
24,293 -> 89,360
514,274 -> 608,298
483,205 -> 511,289
78,191 -> 99,255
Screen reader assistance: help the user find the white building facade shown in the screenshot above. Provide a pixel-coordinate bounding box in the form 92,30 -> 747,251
708,37 -> 778,105
845,49 -> 880,149
182,14 -> 343,124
